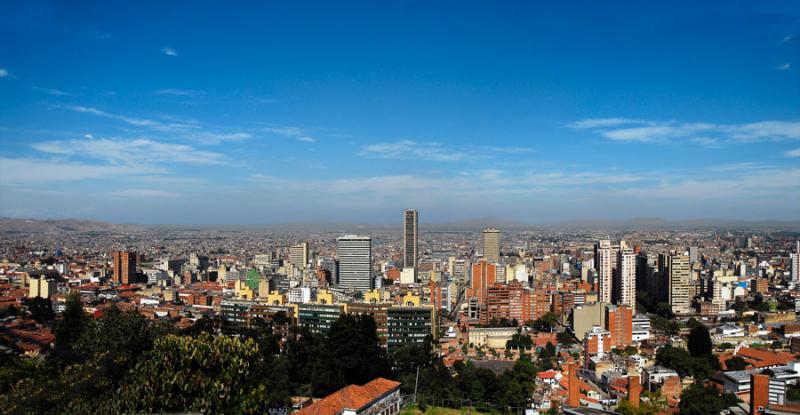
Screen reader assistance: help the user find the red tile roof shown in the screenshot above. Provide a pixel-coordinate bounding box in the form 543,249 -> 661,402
297,378 -> 400,415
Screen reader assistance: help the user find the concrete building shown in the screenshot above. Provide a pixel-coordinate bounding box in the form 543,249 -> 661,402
666,254 -> 692,315
28,277 -> 57,299
482,228 -> 501,263
468,259 -> 496,304
337,235 -> 372,292
289,242 -> 309,270
112,250 -> 136,285
571,302 -> 606,339
605,304 -> 633,348
298,303 -> 346,334
467,327 -> 518,348
386,306 -> 433,351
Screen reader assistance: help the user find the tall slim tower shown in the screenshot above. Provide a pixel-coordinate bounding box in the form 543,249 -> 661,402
482,228 -> 501,263
112,251 -> 136,285
337,235 -> 372,292
403,209 -> 418,271
616,243 -> 637,312
289,242 -> 309,270
792,241 -> 800,285
595,240 -> 618,304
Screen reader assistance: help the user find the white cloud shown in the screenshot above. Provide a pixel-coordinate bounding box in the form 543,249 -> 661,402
263,126 -> 317,143
777,63 -> 791,71
32,86 -> 71,96
0,68 -> 9,78
783,34 -> 794,43
0,157 -> 155,184
571,118 -> 800,145
111,189 -> 183,198
785,148 -> 800,158
31,137 -> 226,165
155,88 -> 206,97
359,140 -> 467,161
60,105 -> 250,144
161,47 -> 177,56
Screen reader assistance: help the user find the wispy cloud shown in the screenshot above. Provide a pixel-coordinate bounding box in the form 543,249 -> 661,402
570,118 -> 800,145
111,189 -> 183,198
783,34 -> 794,43
155,88 -> 206,97
0,68 -> 10,78
0,157 -> 155,184
60,105 -> 251,144
777,63 -> 791,71
359,140 -> 467,161
263,126 -> 317,143
161,47 -> 177,56
33,86 -> 71,96
786,148 -> 800,158
32,137 -> 226,165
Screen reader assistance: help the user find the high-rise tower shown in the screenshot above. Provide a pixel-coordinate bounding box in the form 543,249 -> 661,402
482,228 -> 501,263
792,241 -> 800,285
289,242 -> 309,270
403,209 -> 418,272
594,240 -> 618,304
112,250 -> 137,285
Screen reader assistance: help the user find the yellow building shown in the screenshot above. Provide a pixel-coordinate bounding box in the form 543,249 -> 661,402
316,289 -> 334,305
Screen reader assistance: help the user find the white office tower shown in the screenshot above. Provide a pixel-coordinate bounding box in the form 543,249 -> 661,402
594,239 -> 618,304
482,228 -> 501,263
337,235 -> 373,292
792,241 -> 800,285
617,244 -> 637,312
289,242 -> 309,270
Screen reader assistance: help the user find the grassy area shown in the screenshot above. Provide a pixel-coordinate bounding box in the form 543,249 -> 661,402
400,404 -> 492,415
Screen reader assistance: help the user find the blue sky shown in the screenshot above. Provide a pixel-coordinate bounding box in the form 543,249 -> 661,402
0,1 -> 799,224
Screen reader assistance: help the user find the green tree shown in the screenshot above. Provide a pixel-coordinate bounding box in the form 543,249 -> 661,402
108,333 -> 280,414
53,293 -> 89,354
24,297 -> 54,324
678,383 -> 738,415
688,325 -> 712,357
532,312 -> 558,332
725,356 -> 747,371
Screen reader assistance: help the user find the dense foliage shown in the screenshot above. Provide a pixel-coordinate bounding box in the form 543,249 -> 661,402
0,301 -> 551,414
678,383 -> 739,415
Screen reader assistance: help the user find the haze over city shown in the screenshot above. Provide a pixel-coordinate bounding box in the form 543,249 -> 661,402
1,1 -> 799,224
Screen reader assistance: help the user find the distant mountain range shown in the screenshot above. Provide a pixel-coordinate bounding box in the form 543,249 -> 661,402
0,218 -> 138,234
2,217 -> 799,234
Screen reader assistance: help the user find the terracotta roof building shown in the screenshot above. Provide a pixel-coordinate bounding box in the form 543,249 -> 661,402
297,378 -> 401,415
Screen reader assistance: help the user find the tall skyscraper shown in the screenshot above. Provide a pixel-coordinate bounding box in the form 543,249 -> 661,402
290,242 -> 309,270
337,235 -> 372,292
112,250 -> 136,285
403,209 -> 418,272
667,253 -> 691,315
482,228 -> 501,263
594,240 -> 618,304
616,243 -> 637,312
792,241 -> 800,285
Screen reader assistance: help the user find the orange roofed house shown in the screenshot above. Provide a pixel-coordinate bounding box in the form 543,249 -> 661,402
297,378 -> 401,415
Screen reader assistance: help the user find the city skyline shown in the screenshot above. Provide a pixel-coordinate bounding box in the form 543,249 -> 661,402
1,1 -> 799,224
